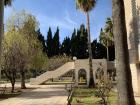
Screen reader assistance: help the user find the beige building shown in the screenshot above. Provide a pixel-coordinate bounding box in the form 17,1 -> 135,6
124,0 -> 140,95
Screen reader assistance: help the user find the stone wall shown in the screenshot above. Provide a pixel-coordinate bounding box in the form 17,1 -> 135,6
74,59 -> 107,86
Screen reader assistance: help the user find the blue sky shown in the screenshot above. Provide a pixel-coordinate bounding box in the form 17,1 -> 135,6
4,0 -> 112,42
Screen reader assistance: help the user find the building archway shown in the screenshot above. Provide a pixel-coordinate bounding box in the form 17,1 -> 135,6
78,69 -> 87,85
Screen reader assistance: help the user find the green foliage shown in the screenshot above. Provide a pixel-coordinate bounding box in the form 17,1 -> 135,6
30,50 -> 48,71
71,88 -> 117,105
3,27 -> 29,69
0,26 -> 28,92
95,65 -> 113,105
99,18 -> 114,48
1,11 -> 48,90
99,18 -> 115,61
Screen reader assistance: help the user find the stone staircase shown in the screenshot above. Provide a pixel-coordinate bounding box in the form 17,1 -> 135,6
30,62 -> 75,85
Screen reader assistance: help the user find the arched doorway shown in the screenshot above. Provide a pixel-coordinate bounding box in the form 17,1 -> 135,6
78,69 -> 87,85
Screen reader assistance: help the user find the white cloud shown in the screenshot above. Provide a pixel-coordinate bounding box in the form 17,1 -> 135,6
34,11 -> 78,32
64,10 -> 77,26
4,7 -> 78,38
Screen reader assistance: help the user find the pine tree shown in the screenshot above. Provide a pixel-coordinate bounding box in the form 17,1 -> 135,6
46,27 -> 53,57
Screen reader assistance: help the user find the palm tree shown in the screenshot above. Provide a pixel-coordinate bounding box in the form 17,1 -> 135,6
112,0 -> 135,104
76,0 -> 97,88
0,0 -> 12,50
0,0 -> 13,79
0,0 -> 12,45
99,18 -> 113,60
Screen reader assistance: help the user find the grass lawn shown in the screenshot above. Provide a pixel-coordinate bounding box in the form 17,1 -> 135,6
71,88 -> 140,105
45,79 -> 86,85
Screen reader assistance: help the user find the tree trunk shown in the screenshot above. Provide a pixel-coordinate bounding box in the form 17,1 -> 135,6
11,83 -> 15,93
11,71 -> 16,93
112,0 -> 136,105
107,46 -> 109,61
21,70 -> 26,89
0,0 -> 4,80
106,38 -> 109,61
86,12 -> 95,88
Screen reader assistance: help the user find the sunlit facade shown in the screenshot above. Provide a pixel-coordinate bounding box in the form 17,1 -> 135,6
124,0 -> 140,95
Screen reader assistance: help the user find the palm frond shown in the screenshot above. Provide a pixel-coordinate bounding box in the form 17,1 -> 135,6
76,0 -> 97,12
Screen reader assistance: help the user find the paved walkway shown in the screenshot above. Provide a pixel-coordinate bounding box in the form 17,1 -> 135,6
135,96 -> 140,104
0,85 -> 69,105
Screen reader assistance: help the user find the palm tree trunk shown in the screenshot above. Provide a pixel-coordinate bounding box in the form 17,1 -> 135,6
0,0 -> 4,80
86,12 -> 95,88
107,40 -> 109,60
112,0 -> 135,105
107,46 -> 109,60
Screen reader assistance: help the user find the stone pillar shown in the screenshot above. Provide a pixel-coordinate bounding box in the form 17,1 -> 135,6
86,69 -> 90,86
75,70 -> 78,86
93,68 -> 96,84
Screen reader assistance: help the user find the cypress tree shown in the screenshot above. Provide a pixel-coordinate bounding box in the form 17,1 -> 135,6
71,29 -> 77,57
79,24 -> 88,59
52,27 -> 60,56
71,25 -> 88,59
76,29 -> 81,58
36,29 -> 47,53
46,27 -> 53,57
91,39 -> 97,59
91,39 -> 107,59
61,37 -> 71,56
